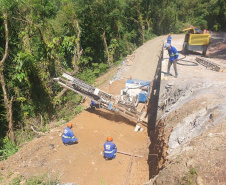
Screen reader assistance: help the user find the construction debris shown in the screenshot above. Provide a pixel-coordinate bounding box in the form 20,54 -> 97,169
196,57 -> 221,71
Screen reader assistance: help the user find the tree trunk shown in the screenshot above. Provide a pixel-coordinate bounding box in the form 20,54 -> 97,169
103,30 -> 112,67
8,97 -> 14,141
137,10 -> 145,44
55,18 -> 83,101
146,19 -> 150,32
129,15 -> 145,44
141,25 -> 145,44
72,18 -> 83,74
0,12 -> 15,142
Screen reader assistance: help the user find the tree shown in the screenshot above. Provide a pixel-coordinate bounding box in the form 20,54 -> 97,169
0,12 -> 15,142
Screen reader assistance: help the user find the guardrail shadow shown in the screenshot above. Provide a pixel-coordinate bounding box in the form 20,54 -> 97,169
147,46 -> 168,179
147,47 -> 163,132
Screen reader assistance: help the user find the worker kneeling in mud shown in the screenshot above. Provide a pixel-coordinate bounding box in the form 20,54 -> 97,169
103,136 -> 117,160
62,122 -> 78,145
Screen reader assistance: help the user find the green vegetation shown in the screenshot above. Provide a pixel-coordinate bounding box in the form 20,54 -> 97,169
11,175 -> 22,185
25,174 -> 59,185
101,178 -> 106,185
0,0 -> 225,160
0,137 -> 19,160
9,173 -> 59,185
189,168 -> 197,175
181,168 -> 198,185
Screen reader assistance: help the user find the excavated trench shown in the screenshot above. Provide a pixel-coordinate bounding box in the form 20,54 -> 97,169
146,47 -> 226,181
147,47 -> 168,178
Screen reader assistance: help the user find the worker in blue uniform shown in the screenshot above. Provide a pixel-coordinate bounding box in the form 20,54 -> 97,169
103,136 -> 117,160
167,33 -> 172,45
165,43 -> 179,78
62,122 -> 78,145
90,100 -> 96,110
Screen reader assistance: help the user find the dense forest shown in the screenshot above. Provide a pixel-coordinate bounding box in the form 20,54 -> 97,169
0,0 -> 225,158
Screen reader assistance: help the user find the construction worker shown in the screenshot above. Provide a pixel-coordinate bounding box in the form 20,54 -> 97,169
167,33 -> 172,45
62,122 -> 78,145
165,43 -> 179,78
103,136 -> 117,160
90,100 -> 96,110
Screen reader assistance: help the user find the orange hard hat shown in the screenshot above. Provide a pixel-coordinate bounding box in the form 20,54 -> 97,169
107,136 -> 113,141
67,122 -> 73,128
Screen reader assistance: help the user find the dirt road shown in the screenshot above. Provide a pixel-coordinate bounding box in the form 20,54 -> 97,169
0,36 -> 166,184
1,33 -> 226,185
147,34 -> 226,184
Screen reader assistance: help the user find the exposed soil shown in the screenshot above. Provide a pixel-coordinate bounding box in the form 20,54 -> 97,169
1,33 -> 226,185
147,34 -> 226,185
0,36 -> 165,185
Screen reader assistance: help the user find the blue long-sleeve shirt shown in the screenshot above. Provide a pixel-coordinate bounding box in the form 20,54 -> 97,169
62,127 -> 78,144
167,36 -> 172,44
104,141 -> 117,159
168,46 -> 179,62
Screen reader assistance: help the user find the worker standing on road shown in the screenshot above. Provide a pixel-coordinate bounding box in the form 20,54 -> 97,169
62,122 -> 78,145
165,43 -> 179,78
103,136 -> 117,160
167,33 -> 172,45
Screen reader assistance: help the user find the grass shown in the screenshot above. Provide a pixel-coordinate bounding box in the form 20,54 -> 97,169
11,175 -> 22,185
189,168 -> 197,175
181,168 -> 198,185
9,173 -> 59,185
0,173 -> 3,183
0,137 -> 19,161
100,178 -> 106,185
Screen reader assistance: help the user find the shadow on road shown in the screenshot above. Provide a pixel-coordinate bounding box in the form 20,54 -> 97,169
177,60 -> 199,66
86,108 -> 136,127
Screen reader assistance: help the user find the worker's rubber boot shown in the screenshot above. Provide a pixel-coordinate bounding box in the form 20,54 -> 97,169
104,157 -> 113,161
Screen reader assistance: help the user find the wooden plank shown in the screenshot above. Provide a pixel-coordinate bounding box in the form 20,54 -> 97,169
117,151 -> 144,158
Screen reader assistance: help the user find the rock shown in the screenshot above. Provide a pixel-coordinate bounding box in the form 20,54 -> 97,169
209,113 -> 213,119
19,179 -> 26,185
182,146 -> 193,152
49,144 -> 54,149
196,175 -> 204,185
167,82 -> 174,86
186,159 -> 195,168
